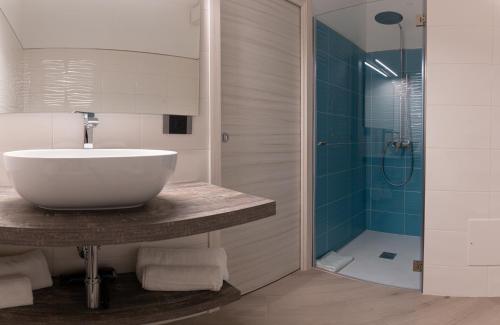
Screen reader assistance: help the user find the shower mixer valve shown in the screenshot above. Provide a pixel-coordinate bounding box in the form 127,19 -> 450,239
389,139 -> 411,150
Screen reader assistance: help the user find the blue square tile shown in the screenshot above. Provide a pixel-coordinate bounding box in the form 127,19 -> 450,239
351,189 -> 365,216
366,142 -> 384,166
316,80 -> 331,113
370,188 -> 404,213
351,211 -> 366,238
316,145 -> 328,177
317,112 -> 330,142
371,166 -> 405,190
351,167 -> 365,193
369,211 -> 405,234
315,205 -> 328,235
330,30 -> 354,64
405,168 -> 423,192
330,57 -> 350,89
353,95 -> 365,119
350,142 -> 365,169
365,209 -> 372,228
315,234 -> 329,258
328,143 -> 351,174
328,171 -> 350,202
405,191 -> 423,215
405,49 -> 423,73
315,21 -> 330,54
317,51 -> 330,83
405,213 -> 423,236
351,66 -> 365,95
331,115 -> 351,144
331,86 -> 351,116
315,176 -> 328,207
328,221 -> 352,251
380,145 -> 410,168
328,197 -> 352,229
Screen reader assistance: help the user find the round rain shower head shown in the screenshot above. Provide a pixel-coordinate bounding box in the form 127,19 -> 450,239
374,11 -> 403,25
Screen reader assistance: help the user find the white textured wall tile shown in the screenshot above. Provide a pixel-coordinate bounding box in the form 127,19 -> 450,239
101,92 -> 136,114
468,219 -> 500,265
52,113 -> 83,148
425,191 -> 489,231
21,49 -> 199,116
427,0 -> 493,27
426,105 -> 490,149
425,0 -> 500,297
427,26 -> 493,64
136,74 -> 168,96
424,230 -> 468,266
491,29 -> 500,64
101,70 -> 136,94
0,113 -> 53,186
169,149 -> 209,183
426,64 -> 492,106
93,113 -> 142,148
490,108 -> 500,148
426,149 -> 490,191
0,12 -> 22,113
490,192 -> 500,217
491,150 -> 500,191
423,265 -> 488,297
0,113 -> 52,151
487,267 -> 500,296
491,66 -> 500,105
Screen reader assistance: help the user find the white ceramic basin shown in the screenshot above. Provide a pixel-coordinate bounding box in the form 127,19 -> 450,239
3,149 -> 177,210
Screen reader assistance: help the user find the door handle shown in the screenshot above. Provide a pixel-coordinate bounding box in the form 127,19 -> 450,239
222,132 -> 230,143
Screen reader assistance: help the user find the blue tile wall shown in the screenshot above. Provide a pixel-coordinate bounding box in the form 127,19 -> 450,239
315,21 -> 367,258
315,21 -> 424,259
365,49 -> 424,237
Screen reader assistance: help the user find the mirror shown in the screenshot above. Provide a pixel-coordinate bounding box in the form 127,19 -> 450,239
0,0 -> 201,115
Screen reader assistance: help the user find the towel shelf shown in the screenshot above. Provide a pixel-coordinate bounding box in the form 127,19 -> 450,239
0,273 -> 241,325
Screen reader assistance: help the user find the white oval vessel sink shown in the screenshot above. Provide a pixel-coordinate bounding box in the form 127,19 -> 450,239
3,149 -> 177,210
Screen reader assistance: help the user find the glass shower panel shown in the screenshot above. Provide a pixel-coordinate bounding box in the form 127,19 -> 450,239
314,0 -> 425,262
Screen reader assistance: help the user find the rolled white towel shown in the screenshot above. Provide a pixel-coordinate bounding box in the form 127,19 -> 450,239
136,247 -> 228,282
0,275 -> 33,309
142,265 -> 223,292
0,250 -> 53,290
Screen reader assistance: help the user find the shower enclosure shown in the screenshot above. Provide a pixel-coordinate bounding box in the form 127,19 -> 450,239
314,0 -> 425,289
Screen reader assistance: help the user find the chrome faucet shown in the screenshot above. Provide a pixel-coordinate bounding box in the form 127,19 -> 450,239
75,111 -> 99,149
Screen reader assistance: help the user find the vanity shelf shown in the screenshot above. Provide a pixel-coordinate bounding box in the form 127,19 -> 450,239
0,273 -> 240,325
0,182 -> 276,246
0,181 -> 276,318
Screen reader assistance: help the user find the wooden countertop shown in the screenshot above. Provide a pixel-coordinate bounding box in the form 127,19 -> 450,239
0,182 -> 276,247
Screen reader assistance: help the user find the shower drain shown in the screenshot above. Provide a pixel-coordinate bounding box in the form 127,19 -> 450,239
379,252 -> 397,260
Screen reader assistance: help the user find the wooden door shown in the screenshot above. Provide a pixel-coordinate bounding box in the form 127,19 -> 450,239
220,0 -> 302,293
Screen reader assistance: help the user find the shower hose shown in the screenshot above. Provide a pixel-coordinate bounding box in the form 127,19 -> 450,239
381,141 -> 414,187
